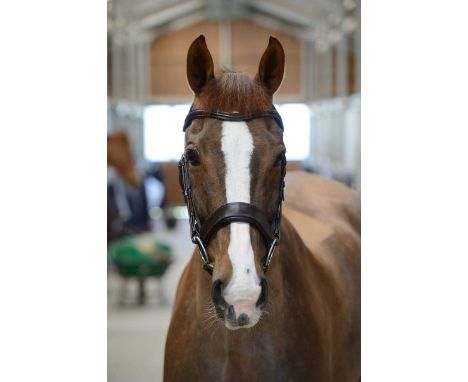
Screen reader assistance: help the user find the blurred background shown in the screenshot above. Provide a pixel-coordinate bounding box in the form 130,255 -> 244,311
107,1 -> 360,381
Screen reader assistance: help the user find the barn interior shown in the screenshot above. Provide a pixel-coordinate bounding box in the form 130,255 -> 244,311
107,1 -> 360,381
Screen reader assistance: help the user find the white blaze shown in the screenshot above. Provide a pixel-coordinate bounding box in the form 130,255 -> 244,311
221,121 -> 261,321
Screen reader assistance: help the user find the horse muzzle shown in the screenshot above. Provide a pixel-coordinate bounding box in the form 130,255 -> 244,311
212,278 -> 268,330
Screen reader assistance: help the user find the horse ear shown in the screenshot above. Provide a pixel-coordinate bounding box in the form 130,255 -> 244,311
187,35 -> 215,94
256,36 -> 285,95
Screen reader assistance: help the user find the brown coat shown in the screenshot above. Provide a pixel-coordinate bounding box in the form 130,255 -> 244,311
164,172 -> 360,382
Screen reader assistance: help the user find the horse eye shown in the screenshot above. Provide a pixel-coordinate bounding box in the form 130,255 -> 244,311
275,152 -> 286,166
186,148 -> 200,165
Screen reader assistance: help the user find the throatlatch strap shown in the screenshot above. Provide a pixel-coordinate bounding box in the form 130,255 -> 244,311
199,202 -> 273,247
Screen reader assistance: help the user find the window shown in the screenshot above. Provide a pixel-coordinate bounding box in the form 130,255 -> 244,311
144,103 -> 310,162
144,104 -> 190,162
275,103 -> 310,160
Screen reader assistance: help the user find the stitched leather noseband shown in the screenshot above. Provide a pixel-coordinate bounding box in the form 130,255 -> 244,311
179,105 -> 286,274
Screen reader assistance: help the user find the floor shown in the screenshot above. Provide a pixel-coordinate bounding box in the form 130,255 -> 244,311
107,219 -> 193,382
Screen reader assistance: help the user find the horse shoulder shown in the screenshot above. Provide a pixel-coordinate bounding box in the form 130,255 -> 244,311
283,172 -> 361,381
284,171 -> 360,264
164,255 -> 199,379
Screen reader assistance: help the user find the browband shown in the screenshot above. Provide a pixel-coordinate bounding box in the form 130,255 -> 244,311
183,104 -> 284,131
199,202 -> 274,247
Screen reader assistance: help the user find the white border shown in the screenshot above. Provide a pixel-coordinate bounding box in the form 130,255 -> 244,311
363,1 -> 468,380
1,1 -> 468,380
0,1 -> 106,381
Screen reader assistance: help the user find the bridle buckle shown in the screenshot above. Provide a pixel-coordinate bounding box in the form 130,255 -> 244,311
263,237 -> 279,272
192,235 -> 214,274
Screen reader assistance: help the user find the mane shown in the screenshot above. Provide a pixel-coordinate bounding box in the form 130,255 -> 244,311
197,70 -> 271,115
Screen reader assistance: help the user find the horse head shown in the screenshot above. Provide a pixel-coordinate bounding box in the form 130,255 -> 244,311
182,35 -> 286,330
107,130 -> 140,186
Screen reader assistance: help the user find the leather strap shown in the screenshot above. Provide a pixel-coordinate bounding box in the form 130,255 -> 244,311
183,105 -> 284,131
199,202 -> 273,247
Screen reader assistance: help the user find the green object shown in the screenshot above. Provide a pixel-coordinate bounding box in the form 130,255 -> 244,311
108,233 -> 172,278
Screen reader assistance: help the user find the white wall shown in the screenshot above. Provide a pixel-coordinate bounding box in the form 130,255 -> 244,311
308,94 -> 361,189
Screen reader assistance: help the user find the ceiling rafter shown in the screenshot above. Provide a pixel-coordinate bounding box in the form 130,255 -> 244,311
110,0 -> 353,45
131,0 -> 205,30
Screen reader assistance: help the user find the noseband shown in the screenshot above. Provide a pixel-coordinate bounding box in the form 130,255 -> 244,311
179,105 -> 286,274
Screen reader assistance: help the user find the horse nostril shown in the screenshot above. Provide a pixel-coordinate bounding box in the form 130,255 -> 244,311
237,313 -> 249,326
227,305 -> 235,320
256,278 -> 268,307
212,279 -> 226,306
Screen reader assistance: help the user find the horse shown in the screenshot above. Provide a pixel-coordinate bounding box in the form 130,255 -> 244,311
107,130 -> 141,242
164,35 -> 360,382
107,130 -> 140,186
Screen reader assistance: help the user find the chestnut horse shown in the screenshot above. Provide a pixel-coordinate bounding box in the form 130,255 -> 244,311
164,35 -> 360,381
107,130 -> 139,186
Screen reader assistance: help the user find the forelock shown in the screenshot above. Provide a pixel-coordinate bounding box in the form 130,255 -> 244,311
196,70 -> 271,114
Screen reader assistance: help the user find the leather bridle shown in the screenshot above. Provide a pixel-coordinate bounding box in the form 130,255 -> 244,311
179,105 -> 286,275
182,104 -> 285,132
